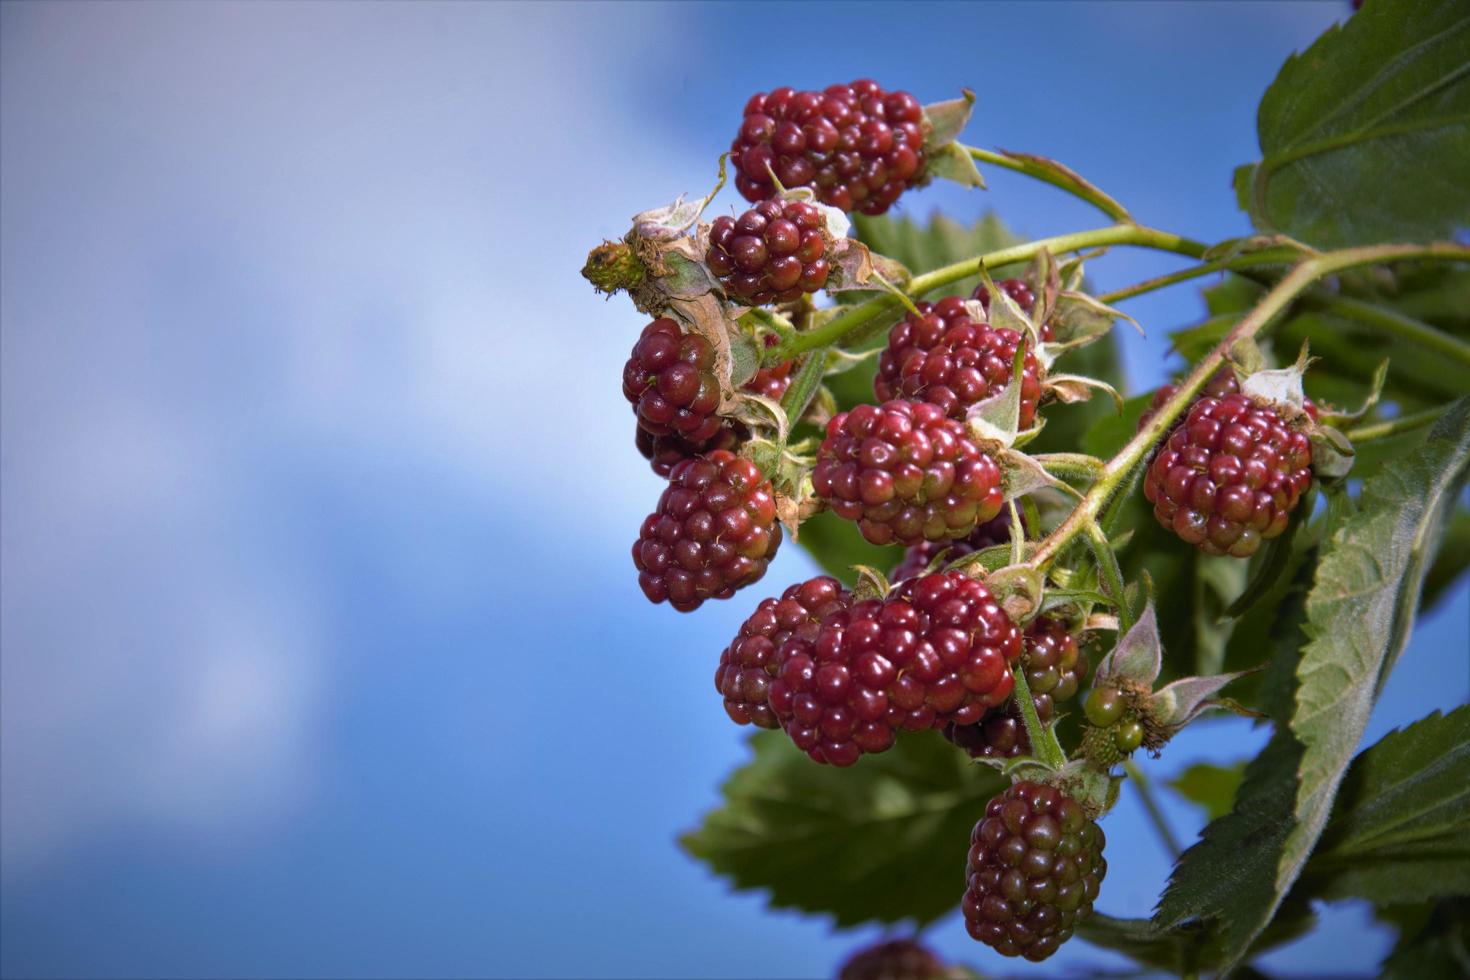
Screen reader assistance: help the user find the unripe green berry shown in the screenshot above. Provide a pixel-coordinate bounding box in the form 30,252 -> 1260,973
1084,687 -> 1125,727
1114,720 -> 1144,753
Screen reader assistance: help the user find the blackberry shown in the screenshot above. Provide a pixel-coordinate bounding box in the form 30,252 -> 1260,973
731,80 -> 926,215
838,938 -> 945,980
708,199 -> 830,306
623,318 -> 722,444
715,576 -> 851,729
812,399 -> 1003,547
1137,368 -> 1317,434
768,570 -> 1021,766
875,296 -> 1043,429
944,616 -> 1085,759
891,510 -> 1017,582
743,333 -> 795,402
635,424 -> 742,478
633,450 -> 781,611
963,780 -> 1107,962
972,279 -> 1052,341
1143,391 -> 1313,557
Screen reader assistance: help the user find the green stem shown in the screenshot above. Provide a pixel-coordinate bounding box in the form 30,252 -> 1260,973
1123,759 -> 1182,859
1086,522 -> 1133,635
1096,246 -> 1305,304
1313,295 -> 1470,370
964,145 -> 1133,223
766,224 -> 1207,364
1027,241 -> 1470,571
1344,405 -> 1445,443
777,347 -> 828,431
1012,668 -> 1067,770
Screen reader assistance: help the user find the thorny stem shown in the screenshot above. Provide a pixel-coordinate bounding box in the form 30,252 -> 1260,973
1027,242 -> 1470,572
765,224 -> 1207,364
963,145 -> 1133,223
1124,758 -> 1183,860
1011,667 -> 1068,770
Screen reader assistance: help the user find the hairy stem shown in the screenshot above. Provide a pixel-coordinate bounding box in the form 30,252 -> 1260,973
964,145 -> 1133,223
1086,522 -> 1133,634
1011,668 -> 1067,770
1028,242 -> 1470,571
765,224 -> 1207,363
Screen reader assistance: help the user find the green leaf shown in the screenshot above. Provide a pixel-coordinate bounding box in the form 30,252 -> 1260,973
681,730 -> 1002,928
1168,762 -> 1247,822
1078,904 -> 1314,975
1281,398 -> 1470,926
1379,898 -> 1470,980
1238,0 -> 1470,247
1300,706 -> 1470,904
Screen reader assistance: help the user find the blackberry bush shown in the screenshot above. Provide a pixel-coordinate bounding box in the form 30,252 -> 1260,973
632,450 -> 780,611
963,781 -> 1107,962
875,296 -> 1044,429
593,19 -> 1470,973
812,399 -> 1004,546
730,80 -> 927,215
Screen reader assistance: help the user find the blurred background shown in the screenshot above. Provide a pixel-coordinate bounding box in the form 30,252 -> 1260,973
2,2 -> 1465,977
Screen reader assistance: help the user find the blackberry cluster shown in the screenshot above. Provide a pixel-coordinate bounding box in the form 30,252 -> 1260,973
768,570 -> 1022,766
1083,686 -> 1145,755
1143,391 -> 1313,557
715,577 -> 851,729
635,425 -> 742,478
891,510 -> 1017,582
963,781 -> 1107,962
633,450 -> 781,612
708,200 -> 830,306
731,80 -> 927,215
875,296 -> 1043,429
812,399 -> 1004,547
944,616 -> 1086,759
623,318 -> 723,444
838,939 -> 945,980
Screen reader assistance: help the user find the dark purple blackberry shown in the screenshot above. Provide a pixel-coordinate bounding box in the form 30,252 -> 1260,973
838,938 -> 945,980
632,450 -> 781,612
708,199 -> 830,306
944,616 -> 1086,759
731,80 -> 926,216
715,577 -> 851,729
1143,391 -> 1313,557
875,296 -> 1043,429
635,424 -> 742,478
963,780 -> 1107,962
812,399 -> 1003,547
623,318 -> 722,444
891,510 -> 1017,582
768,570 -> 1021,766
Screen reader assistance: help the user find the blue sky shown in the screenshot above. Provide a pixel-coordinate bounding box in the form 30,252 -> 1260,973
2,2 -> 1464,977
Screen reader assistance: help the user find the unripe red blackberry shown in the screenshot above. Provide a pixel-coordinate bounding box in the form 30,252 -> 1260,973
972,279 -> 1052,341
1143,391 -> 1313,557
944,616 -> 1086,759
633,450 -> 781,612
812,399 -> 1004,547
964,780 -> 1107,962
708,199 -> 831,306
769,570 -> 1021,766
875,296 -> 1043,429
891,510 -> 1016,582
635,424 -> 742,478
731,80 -> 927,216
715,576 -> 851,729
838,938 -> 945,980
623,318 -> 723,444
1137,368 -> 1318,435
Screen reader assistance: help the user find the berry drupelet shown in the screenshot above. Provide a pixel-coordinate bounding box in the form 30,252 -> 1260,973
768,570 -> 1022,766
635,424 -> 743,478
632,451 -> 781,612
707,199 -> 830,306
623,318 -> 723,444
812,399 -> 1004,547
731,80 -> 927,215
875,296 -> 1044,429
1143,391 -> 1313,557
963,781 -> 1107,962
715,576 -> 851,729
837,938 -> 945,980
944,615 -> 1086,759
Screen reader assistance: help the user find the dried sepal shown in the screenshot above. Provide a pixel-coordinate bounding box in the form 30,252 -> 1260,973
987,563 -> 1044,624
849,564 -> 893,602
925,142 -> 986,189
1044,374 -> 1124,411
920,89 -> 976,153
1093,601 -> 1163,688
